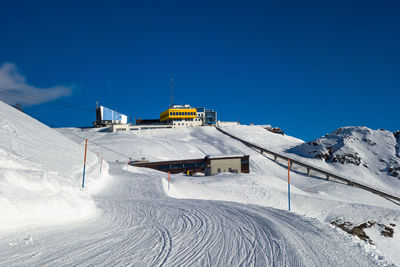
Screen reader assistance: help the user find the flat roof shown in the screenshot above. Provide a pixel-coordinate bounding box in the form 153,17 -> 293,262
206,154 -> 245,159
131,154 -> 248,165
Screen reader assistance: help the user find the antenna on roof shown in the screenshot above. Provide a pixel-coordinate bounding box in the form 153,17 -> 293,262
96,101 -> 99,108
170,75 -> 174,107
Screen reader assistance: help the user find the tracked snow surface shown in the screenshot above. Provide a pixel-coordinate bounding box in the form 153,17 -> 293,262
0,102 -> 398,266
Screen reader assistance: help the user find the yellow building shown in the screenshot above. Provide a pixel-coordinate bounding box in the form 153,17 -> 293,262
160,107 -> 197,121
160,105 -> 202,127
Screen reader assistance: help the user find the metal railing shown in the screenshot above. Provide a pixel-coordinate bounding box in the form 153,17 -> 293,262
215,126 -> 400,204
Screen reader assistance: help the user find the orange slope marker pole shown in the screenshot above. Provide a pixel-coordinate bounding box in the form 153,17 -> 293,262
288,159 -> 291,211
82,139 -> 88,188
168,171 -> 170,190
100,156 -> 103,174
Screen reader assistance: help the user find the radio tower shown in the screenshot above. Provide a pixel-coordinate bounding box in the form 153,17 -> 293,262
170,75 -> 174,107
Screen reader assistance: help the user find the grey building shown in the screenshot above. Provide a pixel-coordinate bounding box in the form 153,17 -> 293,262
130,154 -> 249,176
196,107 -> 217,125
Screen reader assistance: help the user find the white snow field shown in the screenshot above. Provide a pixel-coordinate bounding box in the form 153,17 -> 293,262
58,125 -> 400,265
0,100 -> 398,266
0,101 -> 110,234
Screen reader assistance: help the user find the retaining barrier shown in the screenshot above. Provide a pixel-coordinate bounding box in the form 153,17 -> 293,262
215,126 -> 400,204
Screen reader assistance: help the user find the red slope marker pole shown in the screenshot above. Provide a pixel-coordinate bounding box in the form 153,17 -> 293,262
82,139 -> 88,188
168,171 -> 170,190
288,159 -> 291,211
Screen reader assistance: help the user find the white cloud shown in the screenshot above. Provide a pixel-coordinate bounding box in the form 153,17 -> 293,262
0,62 -> 73,106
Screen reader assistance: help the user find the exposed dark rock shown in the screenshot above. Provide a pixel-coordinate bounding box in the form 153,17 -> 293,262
379,224 -> 394,238
311,141 -> 319,146
362,138 -> 376,146
395,131 -> 400,158
350,226 -> 372,243
388,167 -> 400,177
331,219 -> 395,244
330,153 -> 362,165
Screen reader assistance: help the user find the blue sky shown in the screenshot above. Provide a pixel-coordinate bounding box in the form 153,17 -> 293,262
0,0 -> 399,141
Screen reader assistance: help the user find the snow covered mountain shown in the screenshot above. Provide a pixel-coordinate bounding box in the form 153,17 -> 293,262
292,127 -> 400,177
288,126 -> 400,193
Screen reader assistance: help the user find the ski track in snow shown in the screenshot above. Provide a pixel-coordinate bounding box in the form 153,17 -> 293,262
0,163 -> 387,266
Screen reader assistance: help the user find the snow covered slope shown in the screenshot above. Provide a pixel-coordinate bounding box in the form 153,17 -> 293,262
2,115 -> 399,265
57,125 -> 400,264
288,126 -> 400,195
0,101 -> 106,233
0,163 -> 391,266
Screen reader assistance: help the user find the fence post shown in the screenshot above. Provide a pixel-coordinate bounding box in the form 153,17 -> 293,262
288,159 -> 291,211
82,139 -> 88,188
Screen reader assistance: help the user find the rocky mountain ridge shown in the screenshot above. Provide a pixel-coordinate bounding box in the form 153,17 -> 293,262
289,126 -> 400,179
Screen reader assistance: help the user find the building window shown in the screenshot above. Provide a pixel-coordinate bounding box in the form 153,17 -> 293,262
217,168 -> 221,173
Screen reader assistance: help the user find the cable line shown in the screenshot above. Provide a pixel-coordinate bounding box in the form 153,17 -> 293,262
64,130 -> 131,160
1,88 -> 132,160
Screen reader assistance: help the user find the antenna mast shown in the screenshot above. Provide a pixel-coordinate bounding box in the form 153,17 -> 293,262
170,75 -> 174,107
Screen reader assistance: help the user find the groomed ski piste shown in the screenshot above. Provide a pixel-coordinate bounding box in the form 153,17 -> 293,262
1,100 -> 399,266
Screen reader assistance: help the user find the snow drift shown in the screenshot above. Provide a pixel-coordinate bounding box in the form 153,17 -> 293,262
0,101 -> 104,233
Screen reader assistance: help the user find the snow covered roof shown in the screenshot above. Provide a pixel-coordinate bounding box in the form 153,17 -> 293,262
206,154 -> 245,159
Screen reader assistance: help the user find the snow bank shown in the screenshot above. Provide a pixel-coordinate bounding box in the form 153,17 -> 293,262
0,101 -> 106,233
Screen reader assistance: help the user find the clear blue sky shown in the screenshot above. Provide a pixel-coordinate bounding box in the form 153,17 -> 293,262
0,0 -> 399,141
